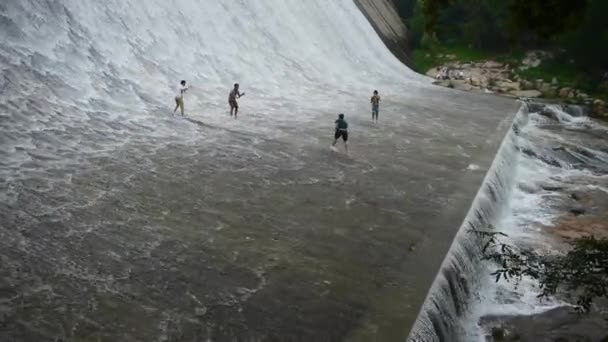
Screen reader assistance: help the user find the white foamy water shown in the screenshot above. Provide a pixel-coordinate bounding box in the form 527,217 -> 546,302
466,105 -> 608,341
0,0 -> 430,206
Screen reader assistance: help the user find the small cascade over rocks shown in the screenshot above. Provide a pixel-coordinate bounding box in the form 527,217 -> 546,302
408,106 -> 528,341
409,100 -> 608,341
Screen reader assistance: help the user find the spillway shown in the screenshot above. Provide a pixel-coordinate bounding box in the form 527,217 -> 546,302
0,0 -> 518,340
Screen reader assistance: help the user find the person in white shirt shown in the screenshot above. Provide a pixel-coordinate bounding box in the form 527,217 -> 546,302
173,80 -> 190,116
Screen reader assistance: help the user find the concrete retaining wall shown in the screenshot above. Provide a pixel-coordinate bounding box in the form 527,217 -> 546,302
354,0 -> 411,66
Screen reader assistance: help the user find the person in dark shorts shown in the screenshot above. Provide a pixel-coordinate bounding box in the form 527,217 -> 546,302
228,83 -> 245,118
370,90 -> 380,122
332,113 -> 348,152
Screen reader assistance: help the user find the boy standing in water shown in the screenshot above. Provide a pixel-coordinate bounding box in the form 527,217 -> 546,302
173,80 -> 190,116
370,90 -> 380,122
229,83 -> 245,118
332,113 -> 348,152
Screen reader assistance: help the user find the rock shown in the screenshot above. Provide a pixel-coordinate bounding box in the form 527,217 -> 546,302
552,77 -> 559,85
481,307 -> 608,342
519,79 -> 534,90
495,80 -> 520,91
432,80 -> 451,87
570,208 -> 586,216
491,327 -> 507,341
535,78 -> 545,88
550,85 -> 559,94
577,92 -> 589,100
538,82 -> 555,97
541,184 -> 563,192
425,68 -> 438,78
445,54 -> 456,60
559,87 -> 573,98
593,99 -> 606,117
484,61 -> 504,69
511,90 -> 542,98
449,79 -> 473,91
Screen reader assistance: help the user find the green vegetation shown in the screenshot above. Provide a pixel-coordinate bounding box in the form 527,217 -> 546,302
399,0 -> 608,313
394,0 -> 608,97
473,227 -> 608,313
410,43 -> 509,73
516,58 -> 595,94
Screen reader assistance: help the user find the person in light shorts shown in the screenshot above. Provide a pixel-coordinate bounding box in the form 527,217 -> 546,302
173,80 -> 190,116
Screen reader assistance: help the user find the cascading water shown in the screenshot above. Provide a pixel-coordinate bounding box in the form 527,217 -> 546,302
1,1 -> 521,340
409,102 -> 608,341
407,105 -> 525,341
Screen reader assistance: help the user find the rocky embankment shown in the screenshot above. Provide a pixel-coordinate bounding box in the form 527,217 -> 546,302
427,51 -> 607,119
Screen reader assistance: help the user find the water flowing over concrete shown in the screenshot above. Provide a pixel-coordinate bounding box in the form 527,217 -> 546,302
0,0 -> 518,340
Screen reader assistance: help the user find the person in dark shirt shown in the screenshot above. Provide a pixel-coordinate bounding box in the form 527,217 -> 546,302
370,90 -> 380,122
228,83 -> 245,118
332,113 -> 348,152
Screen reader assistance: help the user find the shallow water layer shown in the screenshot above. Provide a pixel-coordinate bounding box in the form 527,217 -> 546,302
0,0 -> 518,340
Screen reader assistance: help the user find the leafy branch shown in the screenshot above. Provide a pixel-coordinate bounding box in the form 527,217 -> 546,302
471,225 -> 608,312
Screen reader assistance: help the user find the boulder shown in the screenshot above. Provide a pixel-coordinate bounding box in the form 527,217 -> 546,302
481,307 -> 608,342
519,79 -> 534,90
484,61 -> 504,69
449,79 -> 474,91
538,82 -> 555,97
495,80 -> 520,92
512,90 -> 542,98
559,87 -> 573,98
426,68 -> 438,78
432,80 -> 451,88
570,208 -> 586,216
577,92 -> 590,100
593,99 -> 606,117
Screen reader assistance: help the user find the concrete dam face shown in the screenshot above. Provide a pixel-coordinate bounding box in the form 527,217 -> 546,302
0,0 -> 518,340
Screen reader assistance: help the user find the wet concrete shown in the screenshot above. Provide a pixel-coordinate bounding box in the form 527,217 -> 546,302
0,86 -> 519,341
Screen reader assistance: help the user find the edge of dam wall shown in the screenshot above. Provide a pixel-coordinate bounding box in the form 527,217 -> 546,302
353,0 -> 412,67
407,104 -> 527,341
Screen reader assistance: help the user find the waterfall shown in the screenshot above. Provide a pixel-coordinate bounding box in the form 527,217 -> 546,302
408,105 -> 528,341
